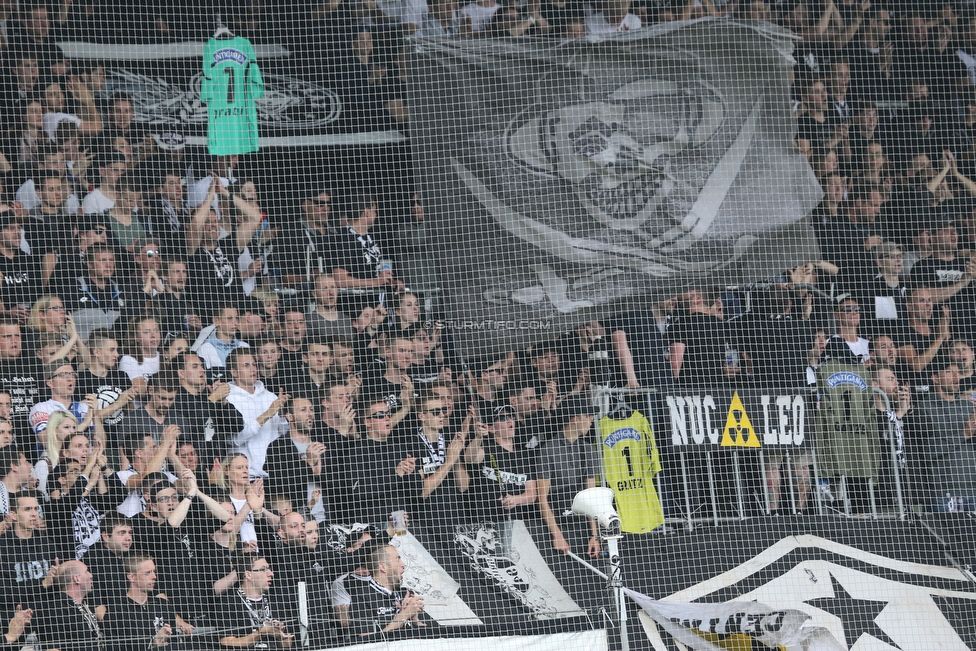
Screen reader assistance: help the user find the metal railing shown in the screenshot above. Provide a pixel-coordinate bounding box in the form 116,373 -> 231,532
592,385 -> 909,531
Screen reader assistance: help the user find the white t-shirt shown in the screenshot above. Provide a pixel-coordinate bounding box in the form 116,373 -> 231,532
846,337 -> 871,362
229,495 -> 258,547
34,457 -> 53,498
119,355 -> 160,382
82,188 -> 114,214
228,381 -> 283,478
460,1 -> 500,31
116,467 -> 177,517
376,0 -> 428,27
584,10 -> 640,34
42,112 -> 83,142
15,178 -> 81,214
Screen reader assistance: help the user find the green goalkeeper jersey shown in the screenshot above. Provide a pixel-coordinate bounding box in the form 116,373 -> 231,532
201,36 -> 264,155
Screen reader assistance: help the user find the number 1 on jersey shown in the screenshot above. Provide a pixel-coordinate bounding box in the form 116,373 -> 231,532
622,446 -> 634,477
223,67 -> 235,104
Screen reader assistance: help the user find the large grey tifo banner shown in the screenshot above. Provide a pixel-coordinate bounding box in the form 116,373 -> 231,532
408,20 -> 823,354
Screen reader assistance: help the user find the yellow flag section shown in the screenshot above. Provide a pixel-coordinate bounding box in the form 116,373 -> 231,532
721,391 -> 760,448
598,410 -> 664,533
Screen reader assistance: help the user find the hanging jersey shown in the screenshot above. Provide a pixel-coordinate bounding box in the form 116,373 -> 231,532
816,360 -> 879,479
598,410 -> 663,533
201,36 -> 264,155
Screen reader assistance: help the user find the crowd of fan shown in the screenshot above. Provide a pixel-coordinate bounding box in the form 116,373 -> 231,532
0,0 -> 974,648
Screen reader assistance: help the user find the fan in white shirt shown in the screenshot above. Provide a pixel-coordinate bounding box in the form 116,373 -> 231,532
225,349 -> 290,479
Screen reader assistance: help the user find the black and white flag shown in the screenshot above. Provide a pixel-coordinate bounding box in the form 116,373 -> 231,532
409,20 -> 822,354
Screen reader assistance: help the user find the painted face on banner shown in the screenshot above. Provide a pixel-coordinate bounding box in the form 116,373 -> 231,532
505,79 -> 725,231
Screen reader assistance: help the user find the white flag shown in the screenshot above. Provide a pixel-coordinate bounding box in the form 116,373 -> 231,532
624,588 -> 845,651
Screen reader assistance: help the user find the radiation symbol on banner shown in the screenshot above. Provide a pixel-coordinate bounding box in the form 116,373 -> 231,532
721,391 -> 760,447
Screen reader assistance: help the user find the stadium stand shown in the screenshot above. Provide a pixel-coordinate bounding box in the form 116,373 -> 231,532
0,1 -> 973,650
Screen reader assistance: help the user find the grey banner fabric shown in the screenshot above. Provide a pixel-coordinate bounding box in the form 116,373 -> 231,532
408,20 -> 823,355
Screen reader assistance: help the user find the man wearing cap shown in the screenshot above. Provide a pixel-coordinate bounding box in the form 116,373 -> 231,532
536,398 -> 600,556
463,402 -> 537,521
281,190 -> 335,288
0,208 -> 40,321
82,151 -> 127,214
28,358 -> 92,441
908,216 -> 976,336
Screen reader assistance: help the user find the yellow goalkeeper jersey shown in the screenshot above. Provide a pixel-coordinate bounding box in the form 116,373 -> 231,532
599,410 -> 664,533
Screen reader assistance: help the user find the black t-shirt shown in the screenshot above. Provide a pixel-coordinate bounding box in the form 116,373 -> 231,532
152,291 -> 198,338
0,249 -> 40,308
281,368 -> 324,401
77,369 -> 131,450
170,387 -> 245,466
264,434 -> 320,514
0,356 -> 40,437
331,226 -> 382,280
187,242 -> 242,320
858,276 -> 908,336
23,211 -> 67,256
908,255 -> 976,330
36,592 -> 103,651
130,506 -> 211,616
280,221 -> 334,283
194,538 -> 236,613
215,589 -> 283,648
319,427 -> 357,524
736,313 -> 815,390
83,543 -> 129,610
360,366 -> 408,410
348,434 -> 420,527
669,312 -> 729,387
143,198 -> 187,258
103,593 -> 183,651
467,438 -> 534,522
0,530 -> 55,615
894,324 -> 941,389
607,311 -> 673,389
796,114 -> 836,147
406,427 -> 465,526
345,578 -> 404,637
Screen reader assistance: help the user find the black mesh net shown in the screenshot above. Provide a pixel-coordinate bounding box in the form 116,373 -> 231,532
0,2 -> 973,651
